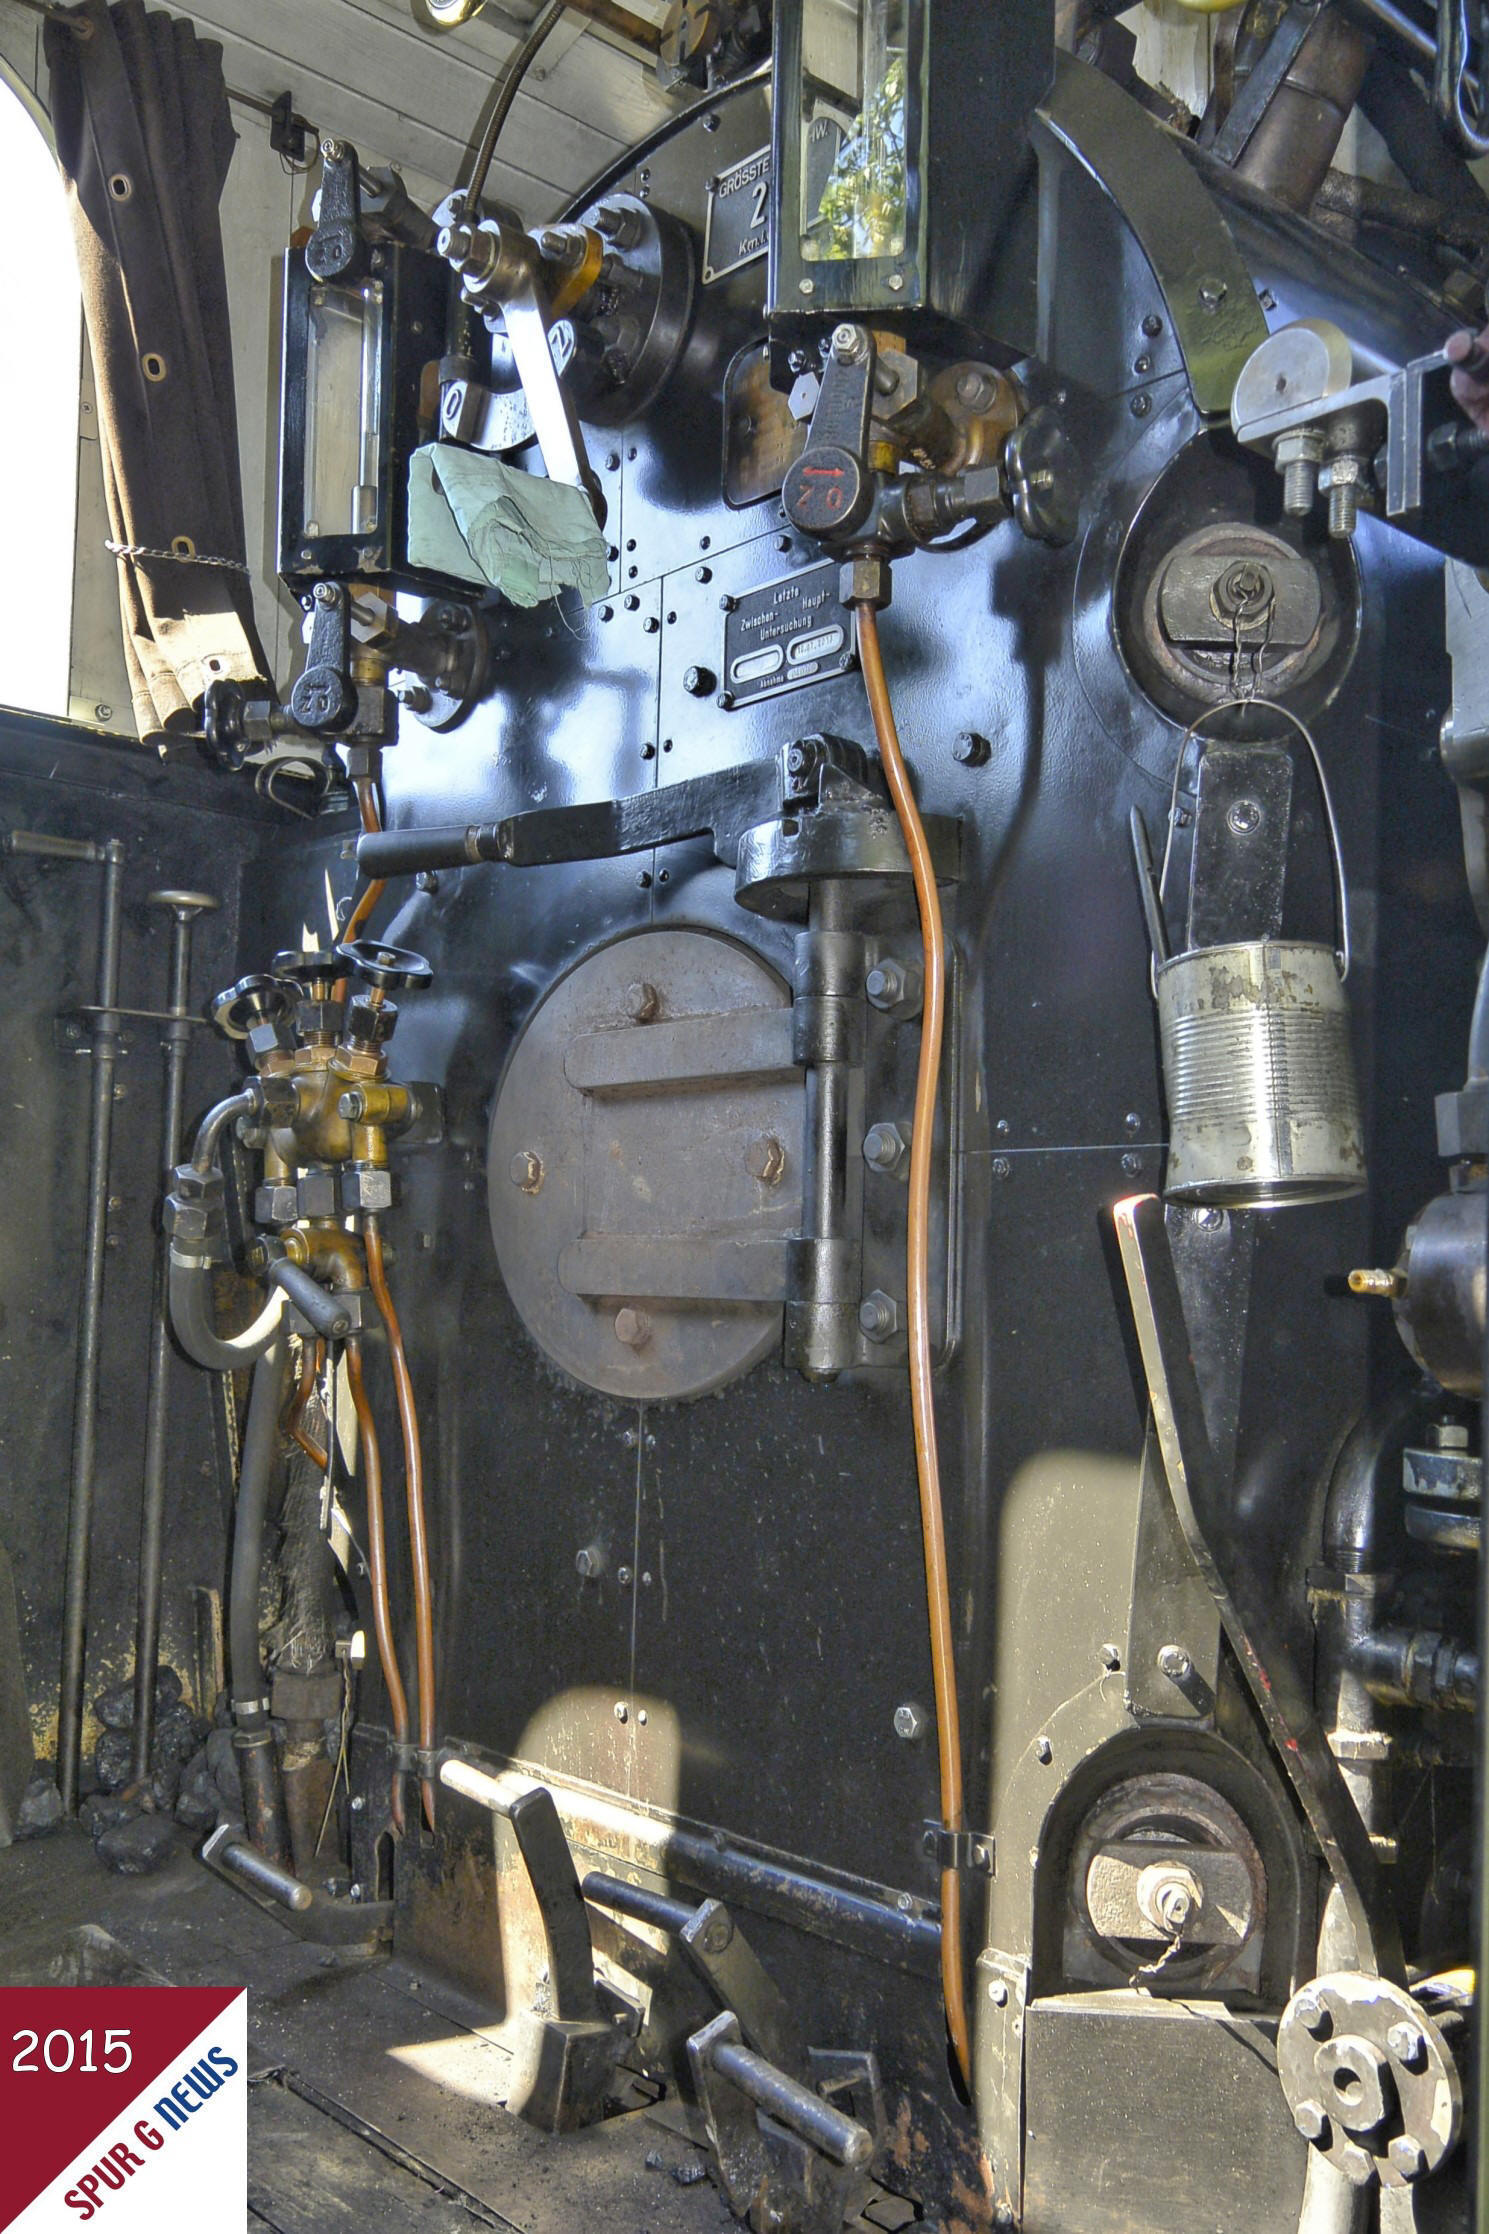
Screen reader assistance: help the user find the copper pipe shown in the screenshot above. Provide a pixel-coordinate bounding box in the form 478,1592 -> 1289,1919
854,601 -> 972,2093
363,1219 -> 437,1834
334,779 -> 387,1000
285,1340 -> 329,1472
346,1335 -> 409,1835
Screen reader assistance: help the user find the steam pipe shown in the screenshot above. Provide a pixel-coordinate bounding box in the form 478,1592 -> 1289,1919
168,1255 -> 285,1372
191,1087 -> 258,1176
230,1335 -> 292,1867
130,895 -> 213,1784
56,837 -> 126,1814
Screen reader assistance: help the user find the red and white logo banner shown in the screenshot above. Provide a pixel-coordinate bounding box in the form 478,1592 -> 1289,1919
0,1989 -> 246,2229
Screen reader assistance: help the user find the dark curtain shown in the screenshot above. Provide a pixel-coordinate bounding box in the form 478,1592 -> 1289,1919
46,0 -> 269,744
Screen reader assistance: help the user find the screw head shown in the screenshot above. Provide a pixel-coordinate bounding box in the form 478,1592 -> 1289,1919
614,1307 -> 652,1350
1157,1644 -> 1193,1683
626,980 -> 660,1022
510,1149 -> 543,1194
893,1701 -> 927,1741
952,730 -> 991,767
989,1979 -> 1009,2007
991,1155 -> 1012,1180
1142,312 -> 1164,337
1226,797 -> 1263,836
614,1701 -> 629,1723
1131,392 -> 1152,419
576,1543 -> 607,1579
1035,1736 -> 1053,1765
1100,1642 -> 1121,1670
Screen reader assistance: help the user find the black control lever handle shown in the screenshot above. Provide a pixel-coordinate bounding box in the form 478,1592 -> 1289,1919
266,1259 -> 354,1342
357,825 -> 499,877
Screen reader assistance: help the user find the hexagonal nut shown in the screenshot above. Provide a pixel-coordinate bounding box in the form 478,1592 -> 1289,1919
246,1016 -> 296,1062
1273,426 -> 1326,471
1386,2022 -> 1426,2071
839,554 -> 892,611
863,1120 -> 911,1177
1386,2136 -> 1427,2183
163,1199 -> 213,1247
345,996 -> 396,1048
893,1702 -> 927,1741
859,1289 -> 900,1342
295,997 -> 342,1042
168,1164 -> 223,1207
1292,2100 -> 1330,2145
253,1183 -> 300,1228
1335,2142 -> 1376,2189
339,1167 -> 396,1214
296,1170 -> 339,1221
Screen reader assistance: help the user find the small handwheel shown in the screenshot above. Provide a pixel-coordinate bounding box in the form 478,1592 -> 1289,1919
335,939 -> 434,994
210,972 -> 295,1040
273,947 -> 340,989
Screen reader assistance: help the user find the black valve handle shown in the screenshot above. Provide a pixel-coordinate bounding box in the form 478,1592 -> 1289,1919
335,938 -> 433,993
272,948 -> 341,988
357,824 -> 499,877
210,973 -> 296,1039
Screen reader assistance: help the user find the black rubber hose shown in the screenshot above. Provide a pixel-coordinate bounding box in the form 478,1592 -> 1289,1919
168,1255 -> 284,1373
464,0 -> 565,212
229,1334 -> 289,1730
266,1259 -> 354,1341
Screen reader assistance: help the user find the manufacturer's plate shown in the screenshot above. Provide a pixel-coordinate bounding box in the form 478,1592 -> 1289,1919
704,145 -> 771,285
722,562 -> 856,707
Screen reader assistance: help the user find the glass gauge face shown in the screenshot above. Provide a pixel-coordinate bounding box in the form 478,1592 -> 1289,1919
798,0 -> 909,264
304,278 -> 385,540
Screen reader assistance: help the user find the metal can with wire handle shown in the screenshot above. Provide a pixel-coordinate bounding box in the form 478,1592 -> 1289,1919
1139,699 -> 1366,1208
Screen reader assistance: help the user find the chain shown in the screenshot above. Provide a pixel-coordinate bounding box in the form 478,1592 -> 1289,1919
106,540 -> 250,575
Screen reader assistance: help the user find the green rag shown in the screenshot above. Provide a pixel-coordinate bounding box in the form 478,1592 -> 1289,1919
406,443 -> 610,608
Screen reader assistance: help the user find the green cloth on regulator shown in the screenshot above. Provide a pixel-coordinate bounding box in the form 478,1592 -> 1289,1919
406,443 -> 610,608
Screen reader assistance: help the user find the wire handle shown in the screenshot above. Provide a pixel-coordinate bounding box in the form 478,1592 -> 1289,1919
1155,696 -> 1351,983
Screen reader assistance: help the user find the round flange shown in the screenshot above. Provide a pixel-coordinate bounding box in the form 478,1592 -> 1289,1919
488,928 -> 804,1403
562,192 -> 697,429
1278,1970 -> 1462,2189
733,805 -> 960,923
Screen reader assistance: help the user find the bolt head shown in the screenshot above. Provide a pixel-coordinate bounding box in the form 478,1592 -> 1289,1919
1100,1642 -> 1121,1670
988,1979 -> 1009,2007
1386,2136 -> 1427,2181
1386,2022 -> 1426,2069
1293,2099 -> 1330,2144
952,730 -> 991,767
1157,1645 -> 1193,1683
575,1545 -> 606,1579
1294,1990 -> 1333,2039
893,1702 -> 926,1741
1336,2142 -> 1375,2188
1035,1736 -> 1053,1765
614,1701 -> 629,1723
614,1307 -> 652,1350
510,1149 -> 543,1194
626,980 -> 660,1023
859,1289 -> 900,1342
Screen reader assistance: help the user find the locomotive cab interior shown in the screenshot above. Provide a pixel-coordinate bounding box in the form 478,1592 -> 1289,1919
3,1 -> 1489,2229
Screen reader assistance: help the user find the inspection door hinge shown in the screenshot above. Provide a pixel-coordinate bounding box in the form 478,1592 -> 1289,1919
921,1822 -> 994,1876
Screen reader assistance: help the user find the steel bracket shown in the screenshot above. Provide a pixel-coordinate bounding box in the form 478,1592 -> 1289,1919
687,2010 -> 883,2234
920,1822 -> 994,1877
